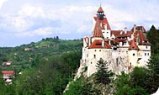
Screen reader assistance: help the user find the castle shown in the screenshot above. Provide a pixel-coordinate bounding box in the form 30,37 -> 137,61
77,6 -> 151,77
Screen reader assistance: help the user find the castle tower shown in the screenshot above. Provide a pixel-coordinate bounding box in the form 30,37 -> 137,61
128,39 -> 139,67
93,6 -> 111,39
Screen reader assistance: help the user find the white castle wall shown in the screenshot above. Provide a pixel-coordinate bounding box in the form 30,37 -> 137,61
86,49 -> 112,76
138,45 -> 151,67
128,50 -> 138,67
80,41 -> 151,77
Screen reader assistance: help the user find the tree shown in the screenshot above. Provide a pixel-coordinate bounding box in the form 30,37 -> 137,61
130,67 -> 153,94
147,54 -> 159,93
147,25 -> 159,54
64,78 -> 85,95
114,71 -> 149,95
114,72 -> 131,95
64,77 -> 100,95
95,58 -> 113,85
148,54 -> 159,75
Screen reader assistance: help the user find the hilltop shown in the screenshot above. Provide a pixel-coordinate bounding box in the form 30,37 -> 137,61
0,37 -> 82,71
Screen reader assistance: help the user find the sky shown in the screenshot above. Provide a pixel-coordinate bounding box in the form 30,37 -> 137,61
0,0 -> 159,47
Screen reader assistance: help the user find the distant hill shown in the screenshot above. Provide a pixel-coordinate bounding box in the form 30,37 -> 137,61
0,38 -> 82,72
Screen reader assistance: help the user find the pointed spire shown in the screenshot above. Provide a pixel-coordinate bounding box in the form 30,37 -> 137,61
97,6 -> 104,13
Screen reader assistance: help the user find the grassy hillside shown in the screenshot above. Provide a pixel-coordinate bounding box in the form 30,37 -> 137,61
0,38 -> 82,95
0,38 -> 82,71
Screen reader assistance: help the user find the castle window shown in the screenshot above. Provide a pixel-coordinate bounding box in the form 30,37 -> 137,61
99,50 -> 101,52
94,54 -> 96,58
145,53 -> 146,56
87,54 -> 89,57
107,32 -> 109,33
95,50 -> 96,52
91,62 -> 92,64
113,47 -> 117,50
84,66 -> 88,72
146,46 -> 148,49
148,53 -> 149,56
133,53 -> 135,56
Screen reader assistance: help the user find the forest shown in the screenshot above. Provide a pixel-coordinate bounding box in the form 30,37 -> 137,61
0,37 -> 82,95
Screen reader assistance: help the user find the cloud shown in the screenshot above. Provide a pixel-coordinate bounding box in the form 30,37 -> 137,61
18,4 -> 45,18
0,0 -> 7,9
0,0 -> 159,46
15,27 -> 54,37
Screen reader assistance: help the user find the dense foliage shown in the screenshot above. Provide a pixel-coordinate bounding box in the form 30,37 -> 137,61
95,58 -> 114,85
0,38 -> 82,95
147,25 -> 159,54
64,77 -> 101,95
114,55 -> 159,95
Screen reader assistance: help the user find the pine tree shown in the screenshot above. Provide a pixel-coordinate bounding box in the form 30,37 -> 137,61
147,25 -> 159,54
147,54 -> 159,93
95,58 -> 113,85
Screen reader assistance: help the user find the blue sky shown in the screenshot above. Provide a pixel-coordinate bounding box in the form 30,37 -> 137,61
0,0 -> 159,47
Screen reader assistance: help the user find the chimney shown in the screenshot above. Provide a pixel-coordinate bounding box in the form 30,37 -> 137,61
102,40 -> 105,47
124,27 -> 127,34
133,24 -> 136,34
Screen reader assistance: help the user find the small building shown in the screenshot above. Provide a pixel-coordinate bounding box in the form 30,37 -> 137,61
24,48 -> 33,51
1,70 -> 15,84
2,61 -> 12,66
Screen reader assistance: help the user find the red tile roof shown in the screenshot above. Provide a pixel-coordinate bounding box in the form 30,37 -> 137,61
128,39 -> 139,50
89,40 -> 111,49
126,31 -> 133,37
131,26 -> 149,45
105,42 -> 112,49
94,17 -> 111,30
2,71 -> 15,75
111,30 -> 121,37
102,18 -> 111,30
131,26 -> 146,33
93,20 -> 103,37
